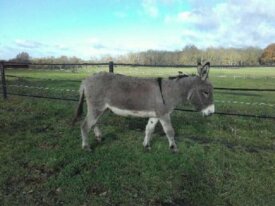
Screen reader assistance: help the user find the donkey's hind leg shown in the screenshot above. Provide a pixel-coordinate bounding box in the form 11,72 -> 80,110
143,118 -> 158,150
81,109 -> 104,151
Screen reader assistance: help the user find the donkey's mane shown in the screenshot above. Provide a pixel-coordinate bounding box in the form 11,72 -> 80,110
168,74 -> 189,80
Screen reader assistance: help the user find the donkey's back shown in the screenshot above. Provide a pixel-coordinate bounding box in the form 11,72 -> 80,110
82,72 -> 163,114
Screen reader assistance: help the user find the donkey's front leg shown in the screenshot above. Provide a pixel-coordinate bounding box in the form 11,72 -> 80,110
159,114 -> 178,153
143,118 -> 158,150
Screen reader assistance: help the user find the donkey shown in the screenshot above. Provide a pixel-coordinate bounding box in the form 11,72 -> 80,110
73,62 -> 214,152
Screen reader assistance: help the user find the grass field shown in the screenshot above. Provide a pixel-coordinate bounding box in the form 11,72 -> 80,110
0,66 -> 275,205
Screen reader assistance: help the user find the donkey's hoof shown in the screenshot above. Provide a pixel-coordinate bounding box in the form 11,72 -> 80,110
96,136 -> 102,143
82,145 -> 92,152
144,144 -> 151,151
170,145 -> 179,153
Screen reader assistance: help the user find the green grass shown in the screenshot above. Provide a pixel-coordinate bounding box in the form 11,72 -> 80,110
0,67 -> 275,205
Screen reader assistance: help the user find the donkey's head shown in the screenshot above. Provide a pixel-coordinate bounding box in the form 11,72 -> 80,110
187,62 -> 215,116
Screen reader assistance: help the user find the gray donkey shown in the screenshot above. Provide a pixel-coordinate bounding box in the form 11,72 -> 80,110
73,62 -> 214,152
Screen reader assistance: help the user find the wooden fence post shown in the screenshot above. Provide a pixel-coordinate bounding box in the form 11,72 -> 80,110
0,63 -> 7,99
109,61 -> 114,73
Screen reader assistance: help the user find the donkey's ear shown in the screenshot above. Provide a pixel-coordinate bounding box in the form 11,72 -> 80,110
197,58 -> 202,66
197,62 -> 210,80
197,61 -> 202,75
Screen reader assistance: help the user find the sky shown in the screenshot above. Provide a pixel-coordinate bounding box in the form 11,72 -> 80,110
1,0 -> 275,60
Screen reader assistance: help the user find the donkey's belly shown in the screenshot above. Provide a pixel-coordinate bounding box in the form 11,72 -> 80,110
106,104 -> 156,118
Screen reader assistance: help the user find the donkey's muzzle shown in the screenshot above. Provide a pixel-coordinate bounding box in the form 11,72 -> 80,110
201,104 -> 215,116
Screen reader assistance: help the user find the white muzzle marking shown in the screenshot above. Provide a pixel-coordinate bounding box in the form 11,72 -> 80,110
201,104 -> 215,116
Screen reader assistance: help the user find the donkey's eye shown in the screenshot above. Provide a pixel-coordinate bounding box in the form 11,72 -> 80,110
203,91 -> 209,96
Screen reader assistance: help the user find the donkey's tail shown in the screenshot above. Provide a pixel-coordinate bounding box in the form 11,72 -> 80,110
72,82 -> 85,126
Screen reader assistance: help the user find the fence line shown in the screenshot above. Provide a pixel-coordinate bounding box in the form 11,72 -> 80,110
0,63 -> 7,98
7,84 -> 77,92
2,92 -> 275,120
214,75 -> 275,80
4,84 -> 275,107
28,62 -> 275,68
3,61 -> 275,68
7,72 -> 275,80
174,108 -> 275,120
5,92 -> 79,102
215,100 -> 274,107
6,75 -> 82,83
214,87 -> 275,92
3,62 -> 110,67
4,74 -> 275,92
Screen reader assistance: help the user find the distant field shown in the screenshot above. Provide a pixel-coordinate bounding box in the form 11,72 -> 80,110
1,66 -> 275,205
6,65 -> 275,78
6,66 -> 275,88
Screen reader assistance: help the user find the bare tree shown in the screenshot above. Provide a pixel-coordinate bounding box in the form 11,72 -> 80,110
13,52 -> 31,63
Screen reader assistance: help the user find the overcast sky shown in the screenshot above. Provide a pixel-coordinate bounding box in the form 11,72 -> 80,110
1,0 -> 275,60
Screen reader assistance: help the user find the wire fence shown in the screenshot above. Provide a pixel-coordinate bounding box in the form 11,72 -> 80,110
4,74 -> 275,92
1,61 -> 275,120
4,84 -> 275,107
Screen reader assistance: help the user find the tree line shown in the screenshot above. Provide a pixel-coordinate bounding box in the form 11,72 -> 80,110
116,45 -> 264,66
5,44 -> 275,67
8,52 -> 83,69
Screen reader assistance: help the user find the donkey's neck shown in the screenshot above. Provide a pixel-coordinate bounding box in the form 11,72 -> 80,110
162,76 -> 196,108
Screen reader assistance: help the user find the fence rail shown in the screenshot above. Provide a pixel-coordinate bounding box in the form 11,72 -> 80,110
2,92 -> 274,120
1,61 -> 275,120
5,74 -> 275,93
214,87 -> 275,92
